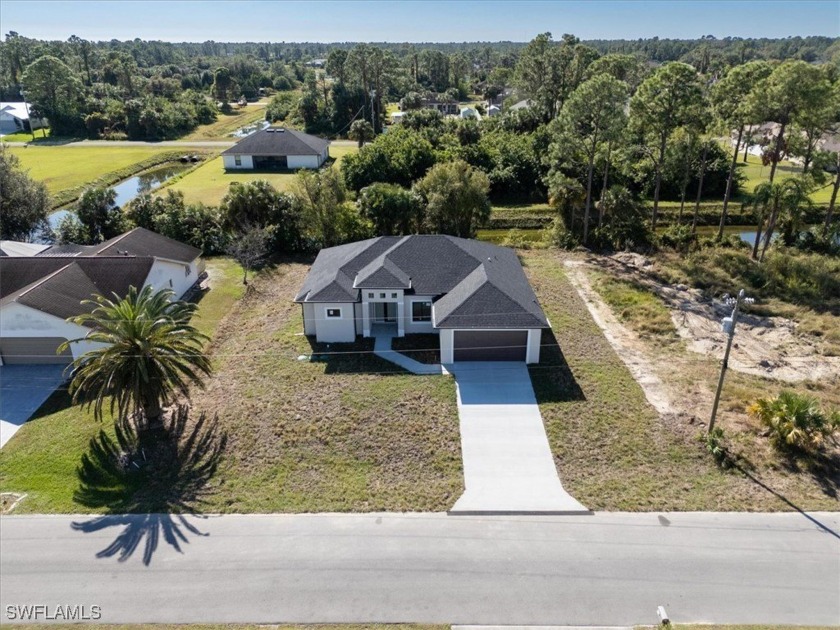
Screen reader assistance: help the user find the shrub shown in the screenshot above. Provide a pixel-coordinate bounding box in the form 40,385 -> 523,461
501,228 -> 532,250
749,390 -> 839,455
542,217 -> 579,250
658,224 -> 697,253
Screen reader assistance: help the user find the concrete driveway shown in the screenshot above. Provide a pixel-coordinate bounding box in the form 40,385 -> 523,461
0,365 -> 66,448
449,362 -> 588,514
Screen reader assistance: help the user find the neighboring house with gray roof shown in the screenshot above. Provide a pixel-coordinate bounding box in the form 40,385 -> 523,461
295,235 -> 550,363
0,228 -> 203,365
0,102 -> 46,135
221,127 -> 330,170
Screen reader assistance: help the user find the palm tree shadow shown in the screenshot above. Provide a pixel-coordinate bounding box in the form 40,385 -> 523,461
71,405 -> 227,565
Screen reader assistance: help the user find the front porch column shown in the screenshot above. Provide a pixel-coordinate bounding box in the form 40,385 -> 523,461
362,301 -> 371,337
396,300 -> 405,337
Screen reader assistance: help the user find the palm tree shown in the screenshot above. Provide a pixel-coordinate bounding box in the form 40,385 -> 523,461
750,179 -> 810,261
61,286 -> 212,432
749,390 -> 839,455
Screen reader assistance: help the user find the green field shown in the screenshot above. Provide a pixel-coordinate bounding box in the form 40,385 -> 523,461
739,153 -> 833,203
8,145 -> 182,204
1,126 -> 51,142
181,99 -> 272,141
166,144 -> 358,206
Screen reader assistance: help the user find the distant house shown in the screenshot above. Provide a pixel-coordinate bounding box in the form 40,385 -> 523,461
0,228 -> 203,365
486,104 -> 501,117
0,102 -> 45,135
390,111 -> 406,124
307,58 -> 327,68
460,107 -> 480,120
421,94 -> 460,116
295,235 -> 550,363
221,127 -> 330,170
509,99 -> 533,111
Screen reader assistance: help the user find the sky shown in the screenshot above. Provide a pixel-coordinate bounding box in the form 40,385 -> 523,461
1,0 -> 838,42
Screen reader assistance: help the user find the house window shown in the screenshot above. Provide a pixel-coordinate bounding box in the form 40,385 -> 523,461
391,292 -> 398,298
368,292 -> 374,298
169,279 -> 173,288
412,301 -> 431,322
234,155 -> 242,166
185,265 -> 191,277
379,293 -> 386,298
326,308 -> 342,318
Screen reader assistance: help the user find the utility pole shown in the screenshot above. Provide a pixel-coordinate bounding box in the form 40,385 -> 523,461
369,89 -> 376,135
708,289 -> 754,433
20,90 -> 37,141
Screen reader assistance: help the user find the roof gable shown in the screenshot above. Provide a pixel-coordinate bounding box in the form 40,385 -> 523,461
221,128 -> 330,157
92,227 -> 201,263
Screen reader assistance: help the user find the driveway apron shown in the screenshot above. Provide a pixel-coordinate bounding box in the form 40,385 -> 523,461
449,362 -> 588,514
0,365 -> 65,448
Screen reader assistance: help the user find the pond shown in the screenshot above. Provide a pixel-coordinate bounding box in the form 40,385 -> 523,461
48,162 -> 192,232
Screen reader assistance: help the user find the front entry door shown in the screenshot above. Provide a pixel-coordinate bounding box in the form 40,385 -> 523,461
373,302 -> 397,323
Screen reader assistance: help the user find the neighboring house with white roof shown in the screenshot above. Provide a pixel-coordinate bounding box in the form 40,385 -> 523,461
0,102 -> 46,134
295,235 -> 550,364
0,228 -> 203,365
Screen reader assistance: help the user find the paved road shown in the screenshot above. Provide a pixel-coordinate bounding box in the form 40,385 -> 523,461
1,512 -> 838,625
450,363 -> 587,514
2,138 -> 359,148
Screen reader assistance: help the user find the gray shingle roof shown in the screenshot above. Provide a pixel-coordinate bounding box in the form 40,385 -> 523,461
1,257 -> 155,320
295,235 -> 548,329
221,128 -> 330,157
1,227 -> 199,322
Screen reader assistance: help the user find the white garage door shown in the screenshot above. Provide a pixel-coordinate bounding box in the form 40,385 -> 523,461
0,338 -> 72,365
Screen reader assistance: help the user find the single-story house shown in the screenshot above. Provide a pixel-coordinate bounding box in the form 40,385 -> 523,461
486,104 -> 501,117
221,127 -> 330,170
509,99 -> 533,111
0,228 -> 203,365
0,102 -> 46,135
294,235 -> 550,363
421,96 -> 460,116
390,111 -> 406,124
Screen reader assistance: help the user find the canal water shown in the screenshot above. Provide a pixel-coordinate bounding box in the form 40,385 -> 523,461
48,162 -> 191,231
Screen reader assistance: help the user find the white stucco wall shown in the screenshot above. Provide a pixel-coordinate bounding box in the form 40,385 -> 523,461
526,328 -> 542,364
439,329 -> 454,364
314,303 -> 356,343
143,258 -> 200,298
403,296 -> 436,334
0,302 -> 105,362
302,303 -> 316,335
223,154 -> 254,170
287,154 -> 323,169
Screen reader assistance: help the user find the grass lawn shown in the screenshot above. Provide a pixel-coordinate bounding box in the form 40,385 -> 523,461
8,145 -> 182,206
0,258 -> 242,513
1,127 -> 51,142
0,258 -> 461,514
738,153 -> 833,204
166,144 -> 358,206
522,249 -> 839,511
181,99 -> 271,141
589,271 -> 678,343
190,260 -> 461,512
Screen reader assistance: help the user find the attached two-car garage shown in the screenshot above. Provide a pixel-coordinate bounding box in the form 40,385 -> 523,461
0,337 -> 72,365
453,330 -> 528,362
440,328 -> 542,364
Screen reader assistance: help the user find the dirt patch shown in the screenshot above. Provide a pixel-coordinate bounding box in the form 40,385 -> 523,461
598,253 -> 840,383
564,260 -> 677,417
1,492 -> 26,514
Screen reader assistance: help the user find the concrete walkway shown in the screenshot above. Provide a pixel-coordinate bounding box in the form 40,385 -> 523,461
449,362 -> 588,514
0,365 -> 65,448
372,327 -> 443,375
